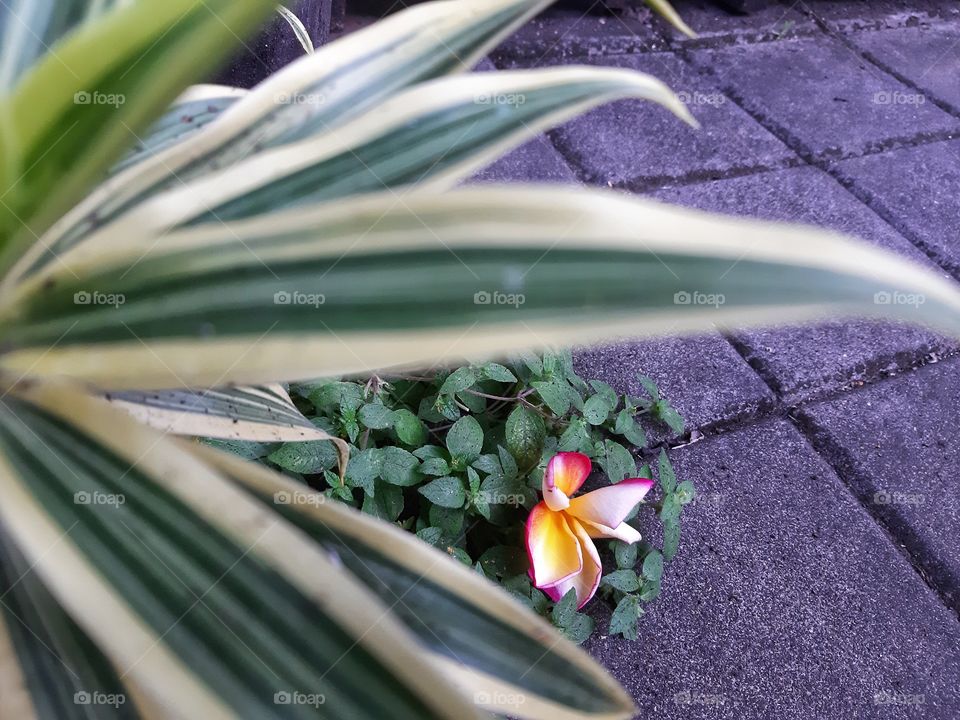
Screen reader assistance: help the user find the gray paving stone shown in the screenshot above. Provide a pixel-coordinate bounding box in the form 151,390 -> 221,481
586,419 -> 960,719
692,35 -> 960,159
503,51 -> 795,187
797,357 -> 960,616
849,22 -> 960,112
490,8 -> 668,65
834,140 -> 960,277
574,335 -> 776,439
651,166 -> 957,404
801,0 -> 960,34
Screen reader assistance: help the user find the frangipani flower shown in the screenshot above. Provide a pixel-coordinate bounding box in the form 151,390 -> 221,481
525,452 -> 653,609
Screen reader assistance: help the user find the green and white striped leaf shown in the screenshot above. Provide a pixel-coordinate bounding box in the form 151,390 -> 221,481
9,0 -> 552,286
105,382 -> 344,445
0,0 -> 133,92
645,0 -> 696,39
0,527 -> 139,719
109,85 -> 246,177
0,381 -> 484,719
0,0 -> 279,273
276,5 -> 314,55
194,443 -> 636,720
3,187 -> 959,390
101,67 -> 692,231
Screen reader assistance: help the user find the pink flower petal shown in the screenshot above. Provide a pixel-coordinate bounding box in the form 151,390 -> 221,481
541,518 -> 602,610
566,477 -> 654,529
543,452 -> 592,498
525,502 -> 582,588
580,518 -> 642,544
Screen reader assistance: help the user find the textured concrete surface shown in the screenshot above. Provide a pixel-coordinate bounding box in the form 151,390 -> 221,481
588,421 -> 960,719
834,141 -> 960,277
798,357 -> 960,615
849,23 -> 960,111
693,34 -> 960,159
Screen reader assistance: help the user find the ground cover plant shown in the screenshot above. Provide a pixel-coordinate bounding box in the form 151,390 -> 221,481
1,0 -> 960,718
215,352 -> 693,643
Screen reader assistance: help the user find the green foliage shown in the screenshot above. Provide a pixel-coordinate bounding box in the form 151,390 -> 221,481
253,351 -> 693,643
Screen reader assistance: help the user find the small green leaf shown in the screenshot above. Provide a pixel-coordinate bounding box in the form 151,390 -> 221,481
601,569 -> 640,593
658,449 -> 677,494
446,415 -> 484,462
558,417 -> 592,454
642,550 -> 664,582
614,409 -> 647,447
420,456 -> 451,476
663,522 -> 681,562
361,480 -> 403,521
561,613 -> 595,645
639,578 -> 662,602
654,400 -> 685,433
497,445 -> 518,482
481,363 -> 517,383
413,445 -> 445,460
429,505 -> 465,539
676,480 -> 697,505
514,350 -> 543,375
660,494 -> 682,525
613,540 -> 639,569
589,380 -> 618,408
505,405 -> 546,471
267,437 -> 338,474
583,394 -> 613,425
466,467 -> 481,496
602,440 -> 636,484
358,402 -> 393,429
381,447 -> 422,487
609,594 -> 641,640
345,447 -> 382,495
439,367 -> 477,395
532,378 -> 571,416
392,408 -> 427,446
551,588 -> 579,628
637,375 -> 661,401
419,476 -> 466,508
416,526 -> 445,547
448,547 -> 472,565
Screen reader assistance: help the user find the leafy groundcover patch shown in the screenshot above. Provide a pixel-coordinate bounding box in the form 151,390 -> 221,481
210,350 -> 695,642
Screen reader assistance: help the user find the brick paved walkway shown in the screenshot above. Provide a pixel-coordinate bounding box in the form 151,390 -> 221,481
474,1 -> 960,718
